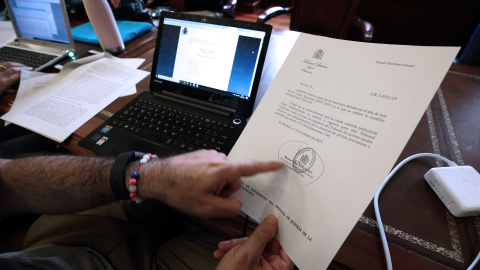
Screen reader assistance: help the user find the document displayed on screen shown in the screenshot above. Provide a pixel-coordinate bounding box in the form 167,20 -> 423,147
172,23 -> 237,91
9,0 -> 69,44
155,18 -> 266,99
227,33 -> 459,269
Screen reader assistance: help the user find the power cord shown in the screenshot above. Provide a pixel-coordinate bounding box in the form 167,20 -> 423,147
374,153 -> 480,270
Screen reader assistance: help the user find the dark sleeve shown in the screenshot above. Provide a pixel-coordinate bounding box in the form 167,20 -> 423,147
0,257 -> 27,270
0,245 -> 114,270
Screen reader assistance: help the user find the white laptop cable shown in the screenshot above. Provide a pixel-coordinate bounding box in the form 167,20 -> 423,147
373,153 -> 480,270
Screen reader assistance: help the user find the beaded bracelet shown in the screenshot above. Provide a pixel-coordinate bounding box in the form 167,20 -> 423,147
110,151 -> 139,201
129,153 -> 158,203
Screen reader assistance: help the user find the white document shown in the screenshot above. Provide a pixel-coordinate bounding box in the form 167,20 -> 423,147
228,33 -> 459,270
2,58 -> 149,142
0,21 -> 16,47
58,52 -> 144,97
8,71 -> 56,111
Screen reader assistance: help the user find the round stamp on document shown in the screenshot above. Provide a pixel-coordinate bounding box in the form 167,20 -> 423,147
278,141 -> 324,186
292,147 -> 317,174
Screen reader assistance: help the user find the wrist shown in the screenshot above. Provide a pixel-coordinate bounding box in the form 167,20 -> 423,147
133,157 -> 170,201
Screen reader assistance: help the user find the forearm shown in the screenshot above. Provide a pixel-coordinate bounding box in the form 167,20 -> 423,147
0,155 -> 116,214
0,149 -> 284,218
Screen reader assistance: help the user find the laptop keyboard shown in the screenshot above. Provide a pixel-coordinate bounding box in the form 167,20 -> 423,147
0,46 -> 57,69
112,99 -> 235,153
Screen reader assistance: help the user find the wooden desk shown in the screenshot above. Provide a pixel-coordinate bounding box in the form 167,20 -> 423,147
2,27 -> 480,269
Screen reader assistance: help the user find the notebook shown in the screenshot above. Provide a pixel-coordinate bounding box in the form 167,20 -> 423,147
1,0 -> 75,71
79,12 -> 272,157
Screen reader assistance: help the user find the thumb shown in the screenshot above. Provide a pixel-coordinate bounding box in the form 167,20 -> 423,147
246,215 -> 278,256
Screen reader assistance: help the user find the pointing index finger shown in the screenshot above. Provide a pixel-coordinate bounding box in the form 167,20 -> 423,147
234,160 -> 285,177
218,160 -> 284,199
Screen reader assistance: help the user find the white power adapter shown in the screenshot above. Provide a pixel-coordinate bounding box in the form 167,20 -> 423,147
424,165 -> 480,217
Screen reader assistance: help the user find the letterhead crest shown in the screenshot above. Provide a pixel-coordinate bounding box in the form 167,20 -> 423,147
313,49 -> 324,60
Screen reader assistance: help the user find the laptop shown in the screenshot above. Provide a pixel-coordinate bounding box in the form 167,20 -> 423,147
1,0 -> 75,71
79,11 -> 272,157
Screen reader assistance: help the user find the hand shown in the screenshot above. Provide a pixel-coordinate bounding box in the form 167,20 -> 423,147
214,215 -> 295,270
138,150 -> 284,218
0,62 -> 32,94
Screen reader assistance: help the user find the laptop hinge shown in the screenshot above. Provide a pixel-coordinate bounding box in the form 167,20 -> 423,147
153,92 -> 234,117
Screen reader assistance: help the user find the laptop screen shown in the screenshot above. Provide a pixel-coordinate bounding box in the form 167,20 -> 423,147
7,0 -> 70,44
152,12 -> 271,110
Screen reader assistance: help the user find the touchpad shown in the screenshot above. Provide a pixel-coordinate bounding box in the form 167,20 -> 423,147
113,136 -> 173,157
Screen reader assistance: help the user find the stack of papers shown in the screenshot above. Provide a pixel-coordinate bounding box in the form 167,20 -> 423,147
1,53 -> 149,142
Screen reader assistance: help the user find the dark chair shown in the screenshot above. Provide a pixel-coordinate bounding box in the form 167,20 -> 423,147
456,23 -> 480,67
257,0 -> 374,42
182,0 -> 237,19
